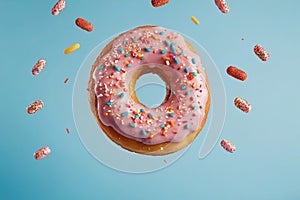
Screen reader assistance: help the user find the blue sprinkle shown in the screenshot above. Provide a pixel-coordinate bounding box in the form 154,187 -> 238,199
140,57 -> 145,60
134,114 -> 139,118
145,47 -> 151,52
121,112 -> 129,117
171,45 -> 177,54
161,50 -> 166,54
129,123 -> 136,128
159,31 -> 164,35
125,53 -> 130,57
173,57 -> 179,64
185,90 -> 191,95
192,105 -> 197,110
141,129 -> 147,136
192,58 -> 196,64
120,92 -> 125,98
160,124 -> 165,129
98,65 -> 104,70
181,85 -> 187,90
123,40 -> 127,46
106,101 -> 113,106
148,113 -> 154,118
172,91 -> 176,95
140,108 -> 145,113
192,72 -> 197,77
113,65 -> 120,72
127,64 -> 132,68
168,113 -> 174,117
119,48 -> 125,54
179,51 -> 184,55
184,124 -> 189,129
184,68 -> 189,73
165,40 -> 171,46
132,38 -> 137,42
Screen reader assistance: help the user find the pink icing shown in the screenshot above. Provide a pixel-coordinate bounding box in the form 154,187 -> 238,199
92,26 -> 209,145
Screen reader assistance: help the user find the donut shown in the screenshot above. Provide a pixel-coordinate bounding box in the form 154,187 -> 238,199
88,26 -> 210,155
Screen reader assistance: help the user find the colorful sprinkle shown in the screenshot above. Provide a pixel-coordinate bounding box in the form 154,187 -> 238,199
165,40 -> 171,46
160,124 -> 165,129
141,129 -> 147,136
132,38 -> 137,42
173,57 -> 179,64
134,114 -> 139,118
184,124 -> 189,129
160,31 -> 165,35
125,53 -> 130,57
127,63 -> 132,67
168,113 -> 174,117
184,68 -> 189,73
191,16 -> 200,25
121,112 -> 129,117
98,65 -> 104,70
192,58 -> 196,64
145,47 -> 151,52
129,123 -> 136,128
181,85 -> 187,90
119,48 -> 125,54
140,108 -> 145,112
161,49 -> 166,54
113,65 -> 121,72
120,92 -> 125,98
171,45 -> 176,54
106,101 -> 114,106
192,72 -> 197,77
185,90 -> 191,95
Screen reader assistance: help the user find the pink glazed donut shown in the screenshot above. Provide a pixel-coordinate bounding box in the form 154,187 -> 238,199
88,26 -> 210,155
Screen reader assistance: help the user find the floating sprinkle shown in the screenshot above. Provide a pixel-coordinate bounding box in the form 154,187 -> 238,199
34,146 -> 51,160
184,68 -> 189,73
32,59 -> 46,76
145,47 -> 151,52
254,44 -> 270,61
192,58 -> 196,64
215,0 -> 230,14
66,128 -> 70,134
113,65 -> 120,72
64,77 -> 69,83
141,129 -> 147,136
26,100 -> 44,114
51,0 -> 66,16
234,97 -> 251,113
121,112 -> 129,117
151,0 -> 170,7
191,16 -> 200,25
220,139 -> 236,153
64,43 -> 80,54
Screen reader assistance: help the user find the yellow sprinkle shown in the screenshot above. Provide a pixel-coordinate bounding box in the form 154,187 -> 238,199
64,43 -> 80,54
191,16 -> 200,25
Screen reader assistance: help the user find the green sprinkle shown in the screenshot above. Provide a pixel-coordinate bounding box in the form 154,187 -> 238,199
98,65 -> 104,70
121,112 -> 129,117
113,65 -> 120,72
141,129 -> 147,135
145,47 -> 151,52
106,101 -> 113,106
129,123 -> 136,128
192,58 -> 196,64
165,40 -> 171,46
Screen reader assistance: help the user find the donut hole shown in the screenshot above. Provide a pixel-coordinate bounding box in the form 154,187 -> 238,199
134,73 -> 168,108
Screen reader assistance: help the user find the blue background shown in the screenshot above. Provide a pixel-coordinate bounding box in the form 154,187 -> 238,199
1,0 -> 300,199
